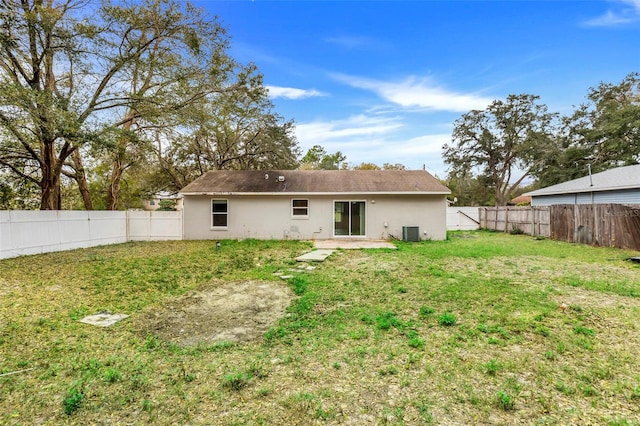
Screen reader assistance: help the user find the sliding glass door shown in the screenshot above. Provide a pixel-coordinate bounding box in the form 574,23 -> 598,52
334,201 -> 366,236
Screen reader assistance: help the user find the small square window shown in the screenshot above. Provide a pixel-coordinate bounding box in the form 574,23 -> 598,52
292,199 -> 309,217
212,199 -> 228,228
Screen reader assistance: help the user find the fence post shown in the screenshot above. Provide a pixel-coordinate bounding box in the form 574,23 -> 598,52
504,207 -> 509,233
125,210 -> 130,242
531,207 -> 535,236
594,204 -> 599,246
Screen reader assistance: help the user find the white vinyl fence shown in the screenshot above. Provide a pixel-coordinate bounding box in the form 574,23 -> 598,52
127,211 -> 183,241
446,207 -> 480,231
0,210 -> 182,260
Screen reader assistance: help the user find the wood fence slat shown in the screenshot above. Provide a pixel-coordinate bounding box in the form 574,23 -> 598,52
479,204 -> 640,250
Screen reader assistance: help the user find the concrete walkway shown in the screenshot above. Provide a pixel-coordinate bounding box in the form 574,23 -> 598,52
296,249 -> 335,262
313,240 -> 396,250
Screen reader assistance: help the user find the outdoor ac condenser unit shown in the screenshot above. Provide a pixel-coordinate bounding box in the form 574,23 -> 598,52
402,226 -> 420,242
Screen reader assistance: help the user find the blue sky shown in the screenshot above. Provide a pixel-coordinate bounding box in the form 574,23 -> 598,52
196,0 -> 640,177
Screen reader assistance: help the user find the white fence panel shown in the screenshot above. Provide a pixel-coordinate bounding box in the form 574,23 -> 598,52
57,210 -> 93,251
446,207 -> 480,231
89,211 -> 128,246
0,210 -> 181,260
0,210 -> 128,259
127,211 -> 182,241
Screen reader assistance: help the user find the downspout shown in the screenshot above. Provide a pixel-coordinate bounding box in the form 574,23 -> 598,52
587,164 -> 594,204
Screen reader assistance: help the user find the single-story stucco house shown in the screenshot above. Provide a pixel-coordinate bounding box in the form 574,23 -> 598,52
180,170 -> 450,241
525,164 -> 640,206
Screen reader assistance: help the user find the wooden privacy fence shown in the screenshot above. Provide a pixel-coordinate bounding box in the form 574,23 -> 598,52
550,204 -> 640,250
479,204 -> 640,250
479,206 -> 550,237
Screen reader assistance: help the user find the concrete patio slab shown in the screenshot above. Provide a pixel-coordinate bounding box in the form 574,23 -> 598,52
296,249 -> 335,262
313,240 -> 397,250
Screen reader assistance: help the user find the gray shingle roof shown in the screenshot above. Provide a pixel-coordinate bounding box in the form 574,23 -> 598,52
181,170 -> 450,195
525,164 -> 640,197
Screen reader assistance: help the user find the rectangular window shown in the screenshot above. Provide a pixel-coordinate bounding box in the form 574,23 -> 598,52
292,199 -> 309,218
211,199 -> 228,228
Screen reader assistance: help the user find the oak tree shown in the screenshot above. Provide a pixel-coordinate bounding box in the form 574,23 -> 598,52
443,94 -> 557,206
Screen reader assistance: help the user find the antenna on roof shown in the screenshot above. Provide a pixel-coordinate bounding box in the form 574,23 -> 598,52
587,164 -> 593,187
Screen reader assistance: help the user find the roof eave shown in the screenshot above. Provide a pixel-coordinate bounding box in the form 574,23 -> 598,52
181,191 -> 451,196
527,184 -> 638,197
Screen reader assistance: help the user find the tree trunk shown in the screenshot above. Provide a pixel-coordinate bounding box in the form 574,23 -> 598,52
72,150 -> 93,210
494,186 -> 503,207
40,140 -> 62,210
106,158 -> 124,211
40,173 -> 61,210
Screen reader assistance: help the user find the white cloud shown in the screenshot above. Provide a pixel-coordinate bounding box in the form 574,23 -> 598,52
333,74 -> 492,112
266,85 -> 326,100
397,134 -> 451,156
294,115 -> 451,172
584,0 -> 640,26
295,114 -> 403,147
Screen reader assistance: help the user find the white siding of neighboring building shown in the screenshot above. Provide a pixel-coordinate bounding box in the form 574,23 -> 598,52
531,194 -> 576,206
594,189 -> 640,204
576,193 -> 593,204
182,194 -> 447,241
532,188 -> 640,206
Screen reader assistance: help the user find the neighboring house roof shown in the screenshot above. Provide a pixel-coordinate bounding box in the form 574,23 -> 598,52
510,195 -> 532,205
525,164 -> 640,197
145,191 -> 182,200
180,170 -> 450,195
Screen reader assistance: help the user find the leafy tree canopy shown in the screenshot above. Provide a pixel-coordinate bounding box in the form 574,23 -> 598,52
535,72 -> 640,187
443,94 -> 558,206
299,145 -> 346,170
0,0 -> 298,210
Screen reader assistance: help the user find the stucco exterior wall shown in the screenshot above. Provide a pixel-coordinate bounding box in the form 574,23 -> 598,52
183,194 -> 447,241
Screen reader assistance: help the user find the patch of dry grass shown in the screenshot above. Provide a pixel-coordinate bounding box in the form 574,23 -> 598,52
2,232 -> 640,424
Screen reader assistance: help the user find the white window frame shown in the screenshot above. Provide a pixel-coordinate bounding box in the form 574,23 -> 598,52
291,199 -> 309,219
211,199 -> 228,229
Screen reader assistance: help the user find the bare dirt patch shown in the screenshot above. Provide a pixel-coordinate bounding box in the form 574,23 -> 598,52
550,285 -> 640,310
139,280 -> 294,346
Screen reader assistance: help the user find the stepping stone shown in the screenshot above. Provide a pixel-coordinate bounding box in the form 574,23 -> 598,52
295,250 -> 334,262
79,313 -> 129,327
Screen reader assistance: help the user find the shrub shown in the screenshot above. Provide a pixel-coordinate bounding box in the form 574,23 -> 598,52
509,225 -> 524,235
157,200 -> 177,211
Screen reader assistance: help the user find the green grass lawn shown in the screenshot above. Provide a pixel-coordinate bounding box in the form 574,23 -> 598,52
2,231 -> 640,425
